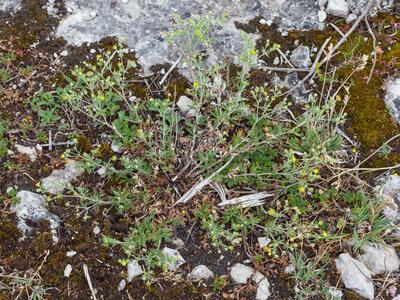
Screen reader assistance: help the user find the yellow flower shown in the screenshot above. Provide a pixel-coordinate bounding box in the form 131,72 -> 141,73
60,153 -> 65,159
193,81 -> 199,88
313,168 -> 319,175
35,181 -> 41,188
289,237 -> 295,242
352,148 -> 357,153
322,231 -> 328,238
394,172 -> 399,177
111,155 -> 117,161
99,95 -> 105,101
250,49 -> 257,56
291,156 -> 297,163
268,208 -> 277,216
298,186 -> 306,193
318,220 -> 324,226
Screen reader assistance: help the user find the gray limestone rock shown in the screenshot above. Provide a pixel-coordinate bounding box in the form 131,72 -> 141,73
384,78 -> 400,126
188,265 -> 214,281
162,247 -> 186,271
41,161 -> 84,194
0,0 -> 20,12
335,253 -> 374,300
11,190 -> 60,243
290,45 -> 312,68
127,260 -> 144,282
326,0 -> 350,18
230,263 -> 271,300
359,244 -> 400,274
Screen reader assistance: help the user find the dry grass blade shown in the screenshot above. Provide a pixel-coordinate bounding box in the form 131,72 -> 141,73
173,156 -> 235,206
83,264 -> 97,300
218,192 -> 274,208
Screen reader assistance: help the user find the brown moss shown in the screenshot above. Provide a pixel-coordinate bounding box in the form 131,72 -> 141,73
0,217 -> 21,253
76,135 -> 93,153
97,143 -> 113,160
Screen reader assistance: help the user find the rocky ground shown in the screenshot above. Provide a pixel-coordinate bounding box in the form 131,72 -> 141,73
0,0 -> 400,299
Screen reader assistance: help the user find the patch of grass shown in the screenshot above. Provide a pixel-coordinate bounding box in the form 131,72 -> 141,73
102,214 -> 178,278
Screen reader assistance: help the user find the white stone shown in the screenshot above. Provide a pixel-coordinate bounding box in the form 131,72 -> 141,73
177,96 -> 196,117
326,0 -> 349,18
127,260 -> 143,282
15,144 -> 38,162
60,50 -> 69,57
96,166 -> 107,177
290,46 -> 312,69
111,142 -> 121,153
377,174 -> 400,220
230,263 -> 270,300
41,161 -> 84,194
335,253 -> 374,300
259,18 -> 267,25
318,10 -> 327,22
318,0 -> 328,9
118,279 -> 126,291
162,247 -> 185,271
284,264 -> 295,274
172,238 -> 184,249
258,237 -> 271,248
393,296 -> 400,300
359,244 -> 400,274
328,287 -> 343,299
11,191 -> 60,243
66,250 -> 77,257
188,265 -> 214,281
93,225 -> 101,235
64,264 -> 73,277
346,13 -> 358,23
273,56 -> 280,65
384,78 -> 400,126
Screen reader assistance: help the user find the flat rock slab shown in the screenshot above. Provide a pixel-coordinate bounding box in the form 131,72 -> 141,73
41,161 -> 84,194
56,0 -> 326,73
335,253 -> 374,300
359,244 -> 400,275
0,0 -> 20,11
230,263 -> 271,300
11,190 -> 60,243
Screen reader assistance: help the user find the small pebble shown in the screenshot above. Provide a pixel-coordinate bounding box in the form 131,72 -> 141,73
64,264 -> 73,278
118,279 -> 126,291
93,225 -> 101,235
60,50 -> 68,57
66,250 -> 77,257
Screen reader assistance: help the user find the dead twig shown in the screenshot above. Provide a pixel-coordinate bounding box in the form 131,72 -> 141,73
172,156 -> 235,206
159,55 -> 182,86
364,15 -> 377,84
